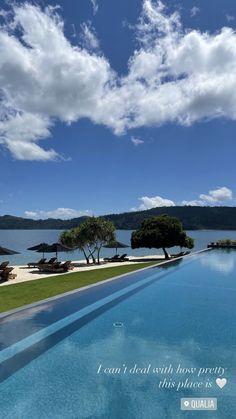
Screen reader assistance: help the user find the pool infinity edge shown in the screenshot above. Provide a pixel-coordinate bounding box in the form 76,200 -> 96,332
0,249 -> 209,320
0,250 -> 210,365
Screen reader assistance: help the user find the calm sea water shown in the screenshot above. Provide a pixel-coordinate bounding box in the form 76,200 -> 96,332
1,229 -> 236,265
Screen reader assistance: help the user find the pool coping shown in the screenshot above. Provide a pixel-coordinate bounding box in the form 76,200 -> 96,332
0,248 -> 210,319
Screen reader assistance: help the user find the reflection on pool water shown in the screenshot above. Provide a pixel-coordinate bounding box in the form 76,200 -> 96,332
0,250 -> 236,419
200,250 -> 235,274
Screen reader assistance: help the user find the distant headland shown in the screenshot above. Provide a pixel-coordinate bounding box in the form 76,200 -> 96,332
1,206 -> 236,230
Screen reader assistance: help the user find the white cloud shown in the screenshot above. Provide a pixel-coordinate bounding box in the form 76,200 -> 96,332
131,137 -> 144,146
90,0 -> 98,15
182,187 -> 233,206
24,208 -> 92,219
132,187 -> 234,210
0,4 -> 112,160
0,112 -> 58,161
131,195 -> 176,211
190,7 -> 200,17
200,186 -> 233,203
2,2 -> 236,160
122,0 -> 236,131
181,199 -> 204,207
80,22 -> 100,50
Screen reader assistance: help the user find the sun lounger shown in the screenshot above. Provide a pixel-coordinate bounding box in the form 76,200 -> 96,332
38,261 -> 73,273
117,254 -> 129,262
104,254 -> 129,262
0,261 -> 9,270
28,257 -> 57,268
104,254 -> 120,261
37,261 -> 60,272
0,267 -> 17,281
27,258 -> 47,268
48,261 -> 73,273
171,251 -> 191,258
47,257 -> 58,264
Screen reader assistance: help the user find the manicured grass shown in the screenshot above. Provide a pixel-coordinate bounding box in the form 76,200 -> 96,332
0,263 -> 156,313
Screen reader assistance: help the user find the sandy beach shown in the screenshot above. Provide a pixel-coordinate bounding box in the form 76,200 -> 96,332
0,255 -> 165,287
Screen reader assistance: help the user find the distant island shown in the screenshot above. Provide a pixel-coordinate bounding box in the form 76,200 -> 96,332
1,206 -> 236,230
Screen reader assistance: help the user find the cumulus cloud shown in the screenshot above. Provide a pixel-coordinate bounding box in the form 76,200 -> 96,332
131,195 -> 176,211
182,187 -> 233,206
199,186 -> 233,203
2,1 -> 236,160
132,187 -> 234,210
131,136 -> 144,146
24,208 -> 92,219
0,112 -> 58,160
190,7 -> 200,17
0,3 -> 112,160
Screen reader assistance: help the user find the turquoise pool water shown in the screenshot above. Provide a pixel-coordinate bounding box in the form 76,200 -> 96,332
0,250 -> 236,418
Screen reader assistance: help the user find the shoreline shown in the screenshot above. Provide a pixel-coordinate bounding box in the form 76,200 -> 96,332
0,255 -> 166,287
0,249 -> 209,317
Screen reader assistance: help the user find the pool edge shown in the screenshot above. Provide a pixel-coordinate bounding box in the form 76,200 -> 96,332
0,248 -> 210,319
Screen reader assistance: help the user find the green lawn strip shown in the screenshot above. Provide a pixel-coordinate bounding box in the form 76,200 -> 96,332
0,262 -> 157,313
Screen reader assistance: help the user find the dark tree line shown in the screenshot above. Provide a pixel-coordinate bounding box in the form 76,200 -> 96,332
1,207 -> 236,230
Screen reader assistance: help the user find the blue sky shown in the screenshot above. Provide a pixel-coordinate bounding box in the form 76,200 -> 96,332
0,0 -> 236,218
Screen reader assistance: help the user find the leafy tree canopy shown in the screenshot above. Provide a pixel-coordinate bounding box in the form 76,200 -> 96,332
131,215 -> 194,259
60,217 -> 115,264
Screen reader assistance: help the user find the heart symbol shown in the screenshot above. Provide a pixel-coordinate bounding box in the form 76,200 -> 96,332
216,378 -> 227,389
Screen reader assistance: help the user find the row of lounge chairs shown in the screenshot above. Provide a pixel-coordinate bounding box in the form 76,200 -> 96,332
28,257 -> 57,268
27,258 -> 73,273
104,254 -> 129,262
0,261 -> 17,281
37,260 -> 73,273
1,252 -> 131,283
28,254 -> 130,271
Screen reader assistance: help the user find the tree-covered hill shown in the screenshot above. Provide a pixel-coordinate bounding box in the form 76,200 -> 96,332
0,215 -> 88,230
104,206 -> 236,230
1,206 -> 236,230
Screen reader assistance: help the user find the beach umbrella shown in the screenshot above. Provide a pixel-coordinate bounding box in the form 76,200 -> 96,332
27,242 -> 49,258
0,246 -> 20,256
37,242 -> 73,259
103,241 -> 130,255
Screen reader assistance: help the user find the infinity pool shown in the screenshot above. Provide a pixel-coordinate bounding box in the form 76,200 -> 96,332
0,250 -> 236,418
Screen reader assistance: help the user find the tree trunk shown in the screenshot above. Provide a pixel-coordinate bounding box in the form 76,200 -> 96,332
97,248 -> 101,265
87,246 -> 96,264
162,247 -> 169,259
82,249 -> 90,264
